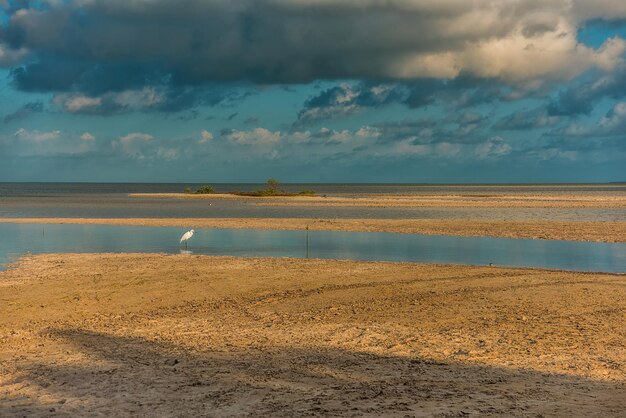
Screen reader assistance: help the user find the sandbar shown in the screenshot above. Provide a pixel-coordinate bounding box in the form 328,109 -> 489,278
129,192 -> 626,208
1,254 -> 624,416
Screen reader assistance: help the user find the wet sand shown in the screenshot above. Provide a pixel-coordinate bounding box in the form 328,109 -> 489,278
2,217 -> 625,242
130,192 -> 626,208
0,254 -> 624,416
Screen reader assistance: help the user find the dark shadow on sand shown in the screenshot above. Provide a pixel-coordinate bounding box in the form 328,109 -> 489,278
2,329 -> 625,417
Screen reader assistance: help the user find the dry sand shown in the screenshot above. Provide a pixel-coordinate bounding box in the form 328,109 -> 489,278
130,192 -> 626,208
1,254 -> 625,416
2,217 -> 625,242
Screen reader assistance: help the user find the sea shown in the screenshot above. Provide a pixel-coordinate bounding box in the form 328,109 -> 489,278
0,182 -> 624,221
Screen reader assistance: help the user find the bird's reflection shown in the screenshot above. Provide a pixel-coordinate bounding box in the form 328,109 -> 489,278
179,249 -> 193,255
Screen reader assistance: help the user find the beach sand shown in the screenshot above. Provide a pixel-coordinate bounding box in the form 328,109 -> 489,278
1,217 -> 625,242
129,192 -> 626,208
1,254 -> 624,416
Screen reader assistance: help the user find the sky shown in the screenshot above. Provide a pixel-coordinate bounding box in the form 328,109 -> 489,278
0,0 -> 625,183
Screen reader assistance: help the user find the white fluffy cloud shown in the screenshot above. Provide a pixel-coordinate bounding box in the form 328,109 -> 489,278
7,128 -> 95,156
53,88 -> 165,114
112,132 -> 185,160
225,128 -> 281,145
80,132 -> 96,141
287,126 -> 380,145
14,128 -> 61,143
199,130 -> 213,143
115,132 -> 154,158
119,132 -> 153,144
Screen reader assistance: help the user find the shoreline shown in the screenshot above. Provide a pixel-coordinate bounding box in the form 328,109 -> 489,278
1,217 -> 625,242
1,253 -> 624,416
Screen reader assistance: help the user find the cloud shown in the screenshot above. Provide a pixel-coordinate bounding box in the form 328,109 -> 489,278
199,130 -> 213,143
392,140 -> 431,156
223,128 -> 281,146
572,1 -> 626,22
297,83 -> 363,125
474,137 -> 513,159
371,118 -> 438,144
375,116 -> 488,145
55,95 -> 103,113
119,132 -> 154,144
2,0 -> 626,96
14,127 -> 60,143
552,101 -> 626,138
494,108 -> 560,130
3,101 -> 43,123
0,42 -> 28,66
156,147 -> 180,161
598,101 -> 626,132
5,128 -> 95,156
355,126 -> 382,139
547,64 -> 626,116
435,142 -> 462,157
287,126 -> 380,146
296,81 -> 450,125
115,132 -> 154,158
296,78 -> 513,125
51,85 -> 245,115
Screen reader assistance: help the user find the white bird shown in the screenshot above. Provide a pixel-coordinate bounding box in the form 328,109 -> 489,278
179,229 -> 195,248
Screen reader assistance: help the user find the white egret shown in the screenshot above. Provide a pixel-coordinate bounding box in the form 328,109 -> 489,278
180,229 -> 195,248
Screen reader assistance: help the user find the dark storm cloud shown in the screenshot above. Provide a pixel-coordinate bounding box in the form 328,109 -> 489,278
2,0 -> 625,91
0,1 -> 486,84
3,100 -> 43,123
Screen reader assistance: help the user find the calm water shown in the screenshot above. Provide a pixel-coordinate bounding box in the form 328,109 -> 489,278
1,223 -> 624,273
1,182 -> 624,221
2,182 -> 626,196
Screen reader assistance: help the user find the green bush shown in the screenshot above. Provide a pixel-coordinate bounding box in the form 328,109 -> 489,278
194,185 -> 216,194
228,179 -> 315,197
296,190 -> 316,196
265,178 -> 281,194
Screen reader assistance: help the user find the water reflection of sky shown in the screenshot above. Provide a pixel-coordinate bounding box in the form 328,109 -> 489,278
1,223 -> 624,273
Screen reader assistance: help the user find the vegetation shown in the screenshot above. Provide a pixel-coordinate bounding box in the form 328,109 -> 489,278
184,185 -> 216,194
183,179 -> 315,197
232,179 -> 316,197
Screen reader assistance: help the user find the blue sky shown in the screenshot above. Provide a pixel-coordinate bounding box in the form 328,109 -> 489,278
1,1 -> 625,182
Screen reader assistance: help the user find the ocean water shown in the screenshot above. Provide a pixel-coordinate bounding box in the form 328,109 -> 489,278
0,182 -> 624,221
1,223 -> 624,273
1,182 -> 626,196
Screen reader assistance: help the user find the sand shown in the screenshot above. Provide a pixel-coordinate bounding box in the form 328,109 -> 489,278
129,192 -> 626,208
1,254 -> 624,416
2,217 -> 625,242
